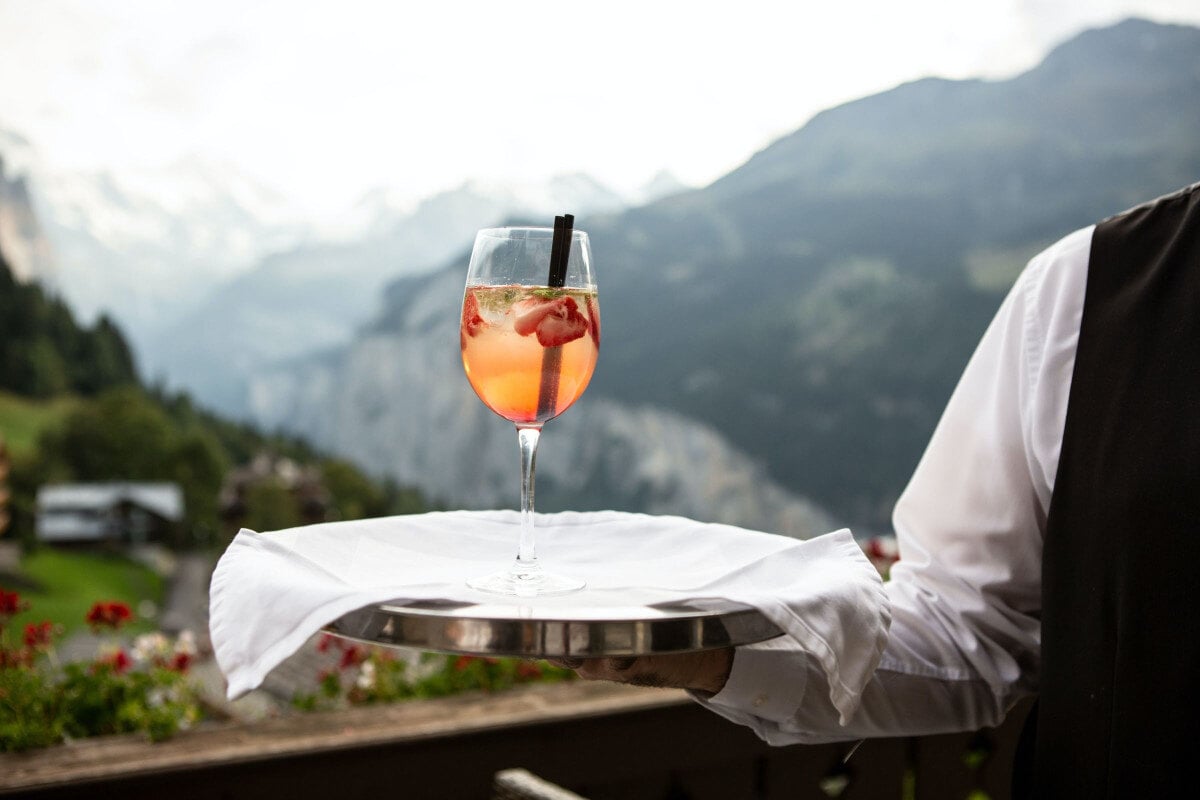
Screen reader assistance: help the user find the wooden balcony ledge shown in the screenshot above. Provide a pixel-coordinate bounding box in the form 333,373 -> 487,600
0,682 -> 687,799
0,682 -> 1032,800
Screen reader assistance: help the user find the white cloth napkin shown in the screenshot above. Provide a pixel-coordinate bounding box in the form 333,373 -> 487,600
209,510 -> 890,722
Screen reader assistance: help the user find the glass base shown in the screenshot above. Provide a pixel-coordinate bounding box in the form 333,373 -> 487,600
467,563 -> 585,597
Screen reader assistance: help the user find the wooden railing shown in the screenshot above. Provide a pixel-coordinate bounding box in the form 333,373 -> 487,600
0,682 -> 1033,800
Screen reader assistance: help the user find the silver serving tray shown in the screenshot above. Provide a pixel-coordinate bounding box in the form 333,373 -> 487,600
324,598 -> 783,658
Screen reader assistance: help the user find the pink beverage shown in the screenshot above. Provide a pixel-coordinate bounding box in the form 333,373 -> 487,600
461,285 -> 600,425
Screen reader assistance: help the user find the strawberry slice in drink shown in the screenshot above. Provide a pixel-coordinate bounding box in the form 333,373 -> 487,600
462,292 -> 487,335
514,295 -> 589,347
460,292 -> 486,349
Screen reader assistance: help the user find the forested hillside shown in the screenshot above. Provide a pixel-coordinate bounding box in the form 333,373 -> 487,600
0,248 -> 427,549
0,251 -> 137,398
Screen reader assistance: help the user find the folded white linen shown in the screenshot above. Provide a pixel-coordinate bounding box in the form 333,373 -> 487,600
208,510 -> 890,723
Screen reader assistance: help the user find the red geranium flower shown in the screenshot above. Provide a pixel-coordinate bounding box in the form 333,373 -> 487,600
453,655 -> 476,672
338,645 -> 365,670
516,661 -> 543,680
0,589 -> 26,616
95,648 -> 131,674
23,621 -> 55,650
86,601 -> 134,630
169,652 -> 193,673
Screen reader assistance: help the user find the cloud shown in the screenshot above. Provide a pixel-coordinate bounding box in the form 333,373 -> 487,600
2,0 -> 1199,214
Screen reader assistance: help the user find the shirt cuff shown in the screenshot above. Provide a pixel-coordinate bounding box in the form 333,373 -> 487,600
691,637 -> 809,725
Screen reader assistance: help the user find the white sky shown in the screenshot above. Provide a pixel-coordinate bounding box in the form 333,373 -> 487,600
2,0 -> 1199,218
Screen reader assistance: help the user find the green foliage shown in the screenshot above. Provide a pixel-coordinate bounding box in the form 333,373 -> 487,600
0,254 -> 137,398
0,390 -> 77,460
0,590 -> 202,752
293,637 -> 574,711
31,387 -> 231,547
319,459 -> 431,520
407,654 -> 576,699
0,252 -> 428,552
56,660 -> 198,743
0,652 -> 201,752
10,550 -> 162,637
142,388 -> 431,535
321,459 -> 387,521
17,339 -> 70,397
148,386 -> 316,472
74,316 -> 139,395
42,387 -> 178,479
2,381 -> 430,550
0,666 -> 64,751
166,431 -> 228,548
380,479 -> 433,516
242,478 -> 303,532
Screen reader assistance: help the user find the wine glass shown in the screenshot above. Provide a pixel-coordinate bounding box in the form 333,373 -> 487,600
460,219 -> 599,596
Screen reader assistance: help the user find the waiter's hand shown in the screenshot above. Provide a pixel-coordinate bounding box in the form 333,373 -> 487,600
550,647 -> 734,695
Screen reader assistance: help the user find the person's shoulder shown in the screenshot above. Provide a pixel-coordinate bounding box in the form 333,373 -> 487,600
1019,225 -> 1093,313
1099,181 -> 1200,228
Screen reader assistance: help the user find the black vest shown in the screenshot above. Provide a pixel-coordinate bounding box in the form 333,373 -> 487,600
1033,183 -> 1200,797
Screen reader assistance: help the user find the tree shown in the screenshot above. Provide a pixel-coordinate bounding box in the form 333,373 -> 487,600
35,388 -> 229,548
242,479 -> 302,533
0,251 -> 137,398
41,388 -> 175,480
72,315 -> 138,395
167,431 -> 229,549
320,458 -> 388,521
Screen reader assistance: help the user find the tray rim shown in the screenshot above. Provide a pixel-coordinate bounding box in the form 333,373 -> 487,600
323,598 -> 784,658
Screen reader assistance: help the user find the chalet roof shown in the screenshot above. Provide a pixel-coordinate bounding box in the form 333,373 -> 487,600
37,482 -> 185,521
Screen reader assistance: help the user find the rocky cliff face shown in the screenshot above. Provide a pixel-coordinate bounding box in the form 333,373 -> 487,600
247,266 -> 835,539
0,154 -> 55,284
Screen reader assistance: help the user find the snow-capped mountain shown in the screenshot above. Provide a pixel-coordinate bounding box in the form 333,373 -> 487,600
0,127 -> 319,353
30,156 -> 313,336
348,173 -> 632,238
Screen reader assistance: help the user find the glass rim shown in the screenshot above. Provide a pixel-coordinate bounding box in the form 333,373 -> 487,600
476,226 -> 589,239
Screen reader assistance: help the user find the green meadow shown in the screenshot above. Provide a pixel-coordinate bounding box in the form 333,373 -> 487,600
5,549 -> 164,638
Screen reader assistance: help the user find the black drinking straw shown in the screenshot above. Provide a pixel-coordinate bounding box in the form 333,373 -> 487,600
536,214 -> 573,419
548,214 -> 572,287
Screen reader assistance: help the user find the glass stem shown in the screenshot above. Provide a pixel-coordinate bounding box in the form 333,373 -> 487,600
515,424 -> 543,575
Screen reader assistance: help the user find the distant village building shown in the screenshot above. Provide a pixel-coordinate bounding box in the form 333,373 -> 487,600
36,482 -> 184,546
219,452 -> 329,534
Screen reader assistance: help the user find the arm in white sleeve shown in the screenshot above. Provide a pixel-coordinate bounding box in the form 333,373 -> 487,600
697,226 -> 1092,745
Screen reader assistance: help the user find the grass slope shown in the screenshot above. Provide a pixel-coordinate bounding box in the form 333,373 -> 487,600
0,391 -> 76,459
5,549 -> 164,638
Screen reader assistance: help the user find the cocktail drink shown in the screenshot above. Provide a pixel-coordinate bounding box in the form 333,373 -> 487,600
462,286 -> 600,424
460,221 -> 598,595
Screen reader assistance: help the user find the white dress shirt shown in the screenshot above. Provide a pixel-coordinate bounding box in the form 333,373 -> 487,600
698,224 -> 1095,745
